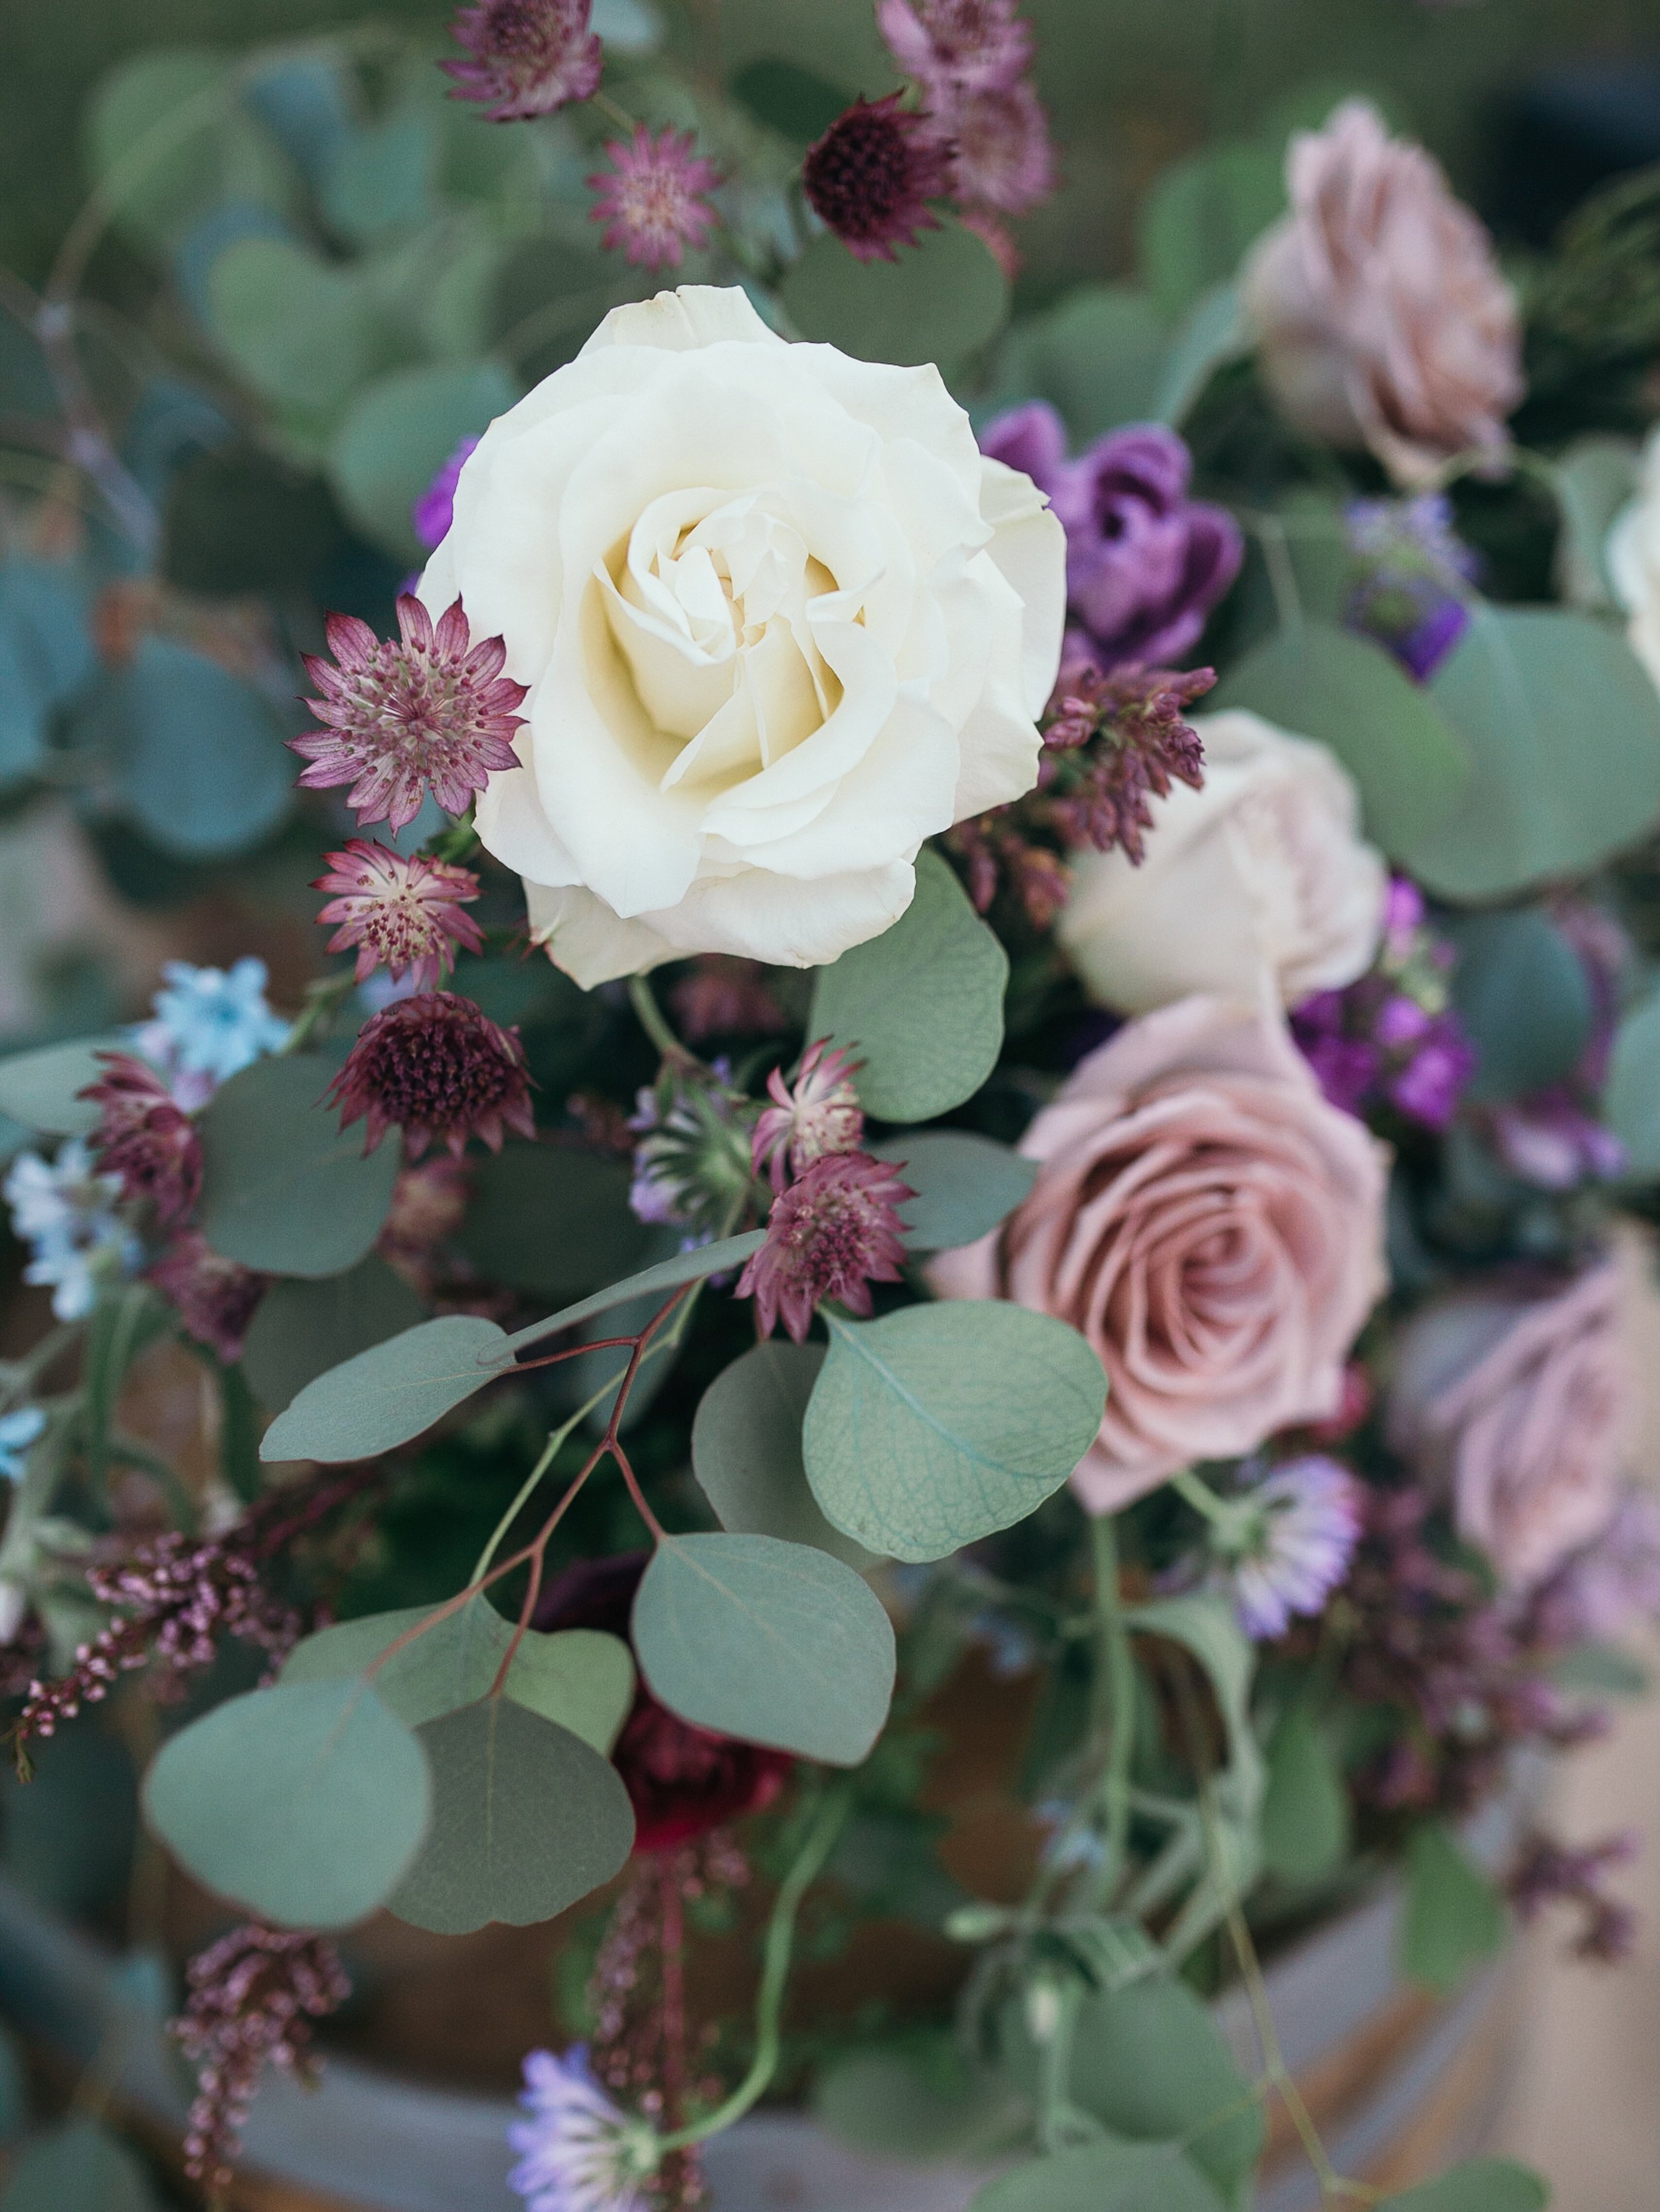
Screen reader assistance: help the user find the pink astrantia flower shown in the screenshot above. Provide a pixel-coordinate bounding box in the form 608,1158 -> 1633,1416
291,595 -> 528,835
936,78 -> 1056,218
588,127 -> 720,272
876,0 -> 1035,93
442,0 -> 603,121
148,1232 -> 268,1364
327,990 -> 536,1160
751,1040 -> 865,1192
738,1151 -> 912,1345
313,840 -> 485,991
803,96 -> 954,264
79,1052 -> 202,1226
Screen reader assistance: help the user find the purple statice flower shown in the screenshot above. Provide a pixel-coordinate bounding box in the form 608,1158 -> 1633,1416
442,0 -> 603,121
802,95 -> 953,264
1529,1487 -> 1660,1648
738,1151 -> 913,1345
1221,1456 -> 1363,1641
1505,1830 -> 1639,1964
627,1060 -> 752,1240
751,1040 -> 864,1192
588,127 -> 720,273
412,435 -> 479,552
1344,493 -> 1479,682
327,991 -> 536,1161
509,2045 -> 655,2212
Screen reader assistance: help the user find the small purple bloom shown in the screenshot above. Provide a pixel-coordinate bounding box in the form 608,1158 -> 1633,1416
1386,1026 -> 1472,1131
1491,1093 -> 1626,1190
1344,493 -> 1478,684
979,398 -> 1068,495
1226,1455 -> 1363,1640
509,2045 -> 652,2212
412,435 -> 479,552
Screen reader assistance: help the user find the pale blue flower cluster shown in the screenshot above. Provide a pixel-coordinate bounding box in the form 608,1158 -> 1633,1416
0,1406 -> 46,1482
3,1138 -> 138,1320
133,957 -> 289,1103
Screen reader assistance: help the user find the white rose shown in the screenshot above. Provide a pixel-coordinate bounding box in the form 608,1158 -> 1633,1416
1055,709 -> 1387,1014
1609,426 -> 1660,695
420,285 -> 1066,987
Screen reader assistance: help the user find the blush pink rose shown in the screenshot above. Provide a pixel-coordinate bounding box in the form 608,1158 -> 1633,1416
1386,1261 -> 1631,1589
928,994 -> 1389,1511
1242,100 -> 1523,488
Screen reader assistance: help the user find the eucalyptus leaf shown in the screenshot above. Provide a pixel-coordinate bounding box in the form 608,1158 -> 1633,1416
780,220 -> 1009,378
259,1312 -> 511,1463
143,1676 -> 431,1928
242,1257 -> 423,1412
504,1231 -> 766,1352
1209,621 -> 1472,859
1061,1976 -> 1263,2195
89,50 -> 295,254
0,2118 -> 163,2212
803,1303 -> 1106,1563
869,1129 -> 1037,1252
813,2043 -> 1022,2164
1379,2160 -> 1548,2212
1450,909 -> 1594,1103
328,358 -> 517,559
1260,1703 -> 1349,1884
1401,1820 -> 1507,1992
0,562 -> 96,787
197,1052 -> 401,1277
1607,992 -> 1660,1180
389,1699 -> 635,1933
972,2138 -> 1228,2212
633,1532 -> 895,1763
1139,139 -> 1284,322
1153,282 -> 1249,426
692,1341 -> 873,1565
0,1035 -> 124,1137
809,847 -> 1007,1123
207,237 -> 394,422
320,108 -> 440,245
992,285 -> 1168,442
729,57 -> 851,141
459,1143 -> 653,1302
1124,1595 -> 1262,1822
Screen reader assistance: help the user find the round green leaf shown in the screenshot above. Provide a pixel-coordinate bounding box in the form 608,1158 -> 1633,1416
1260,1703 -> 1349,1885
503,1231 -> 766,1353
1450,909 -> 1594,1102
813,2043 -> 1017,2164
388,1700 -> 635,1934
0,2118 -> 163,2212
869,1129 -> 1038,1252
88,51 -> 295,254
991,285 -> 1169,442
328,358 -> 517,560
242,1256 -> 424,1412
0,562 -> 96,788
1139,139 -> 1284,322
259,1311 -> 511,1463
197,1053 -> 401,1278
1380,2160 -> 1548,2212
1553,435 -> 1637,610
207,238 -> 392,420
729,57 -> 851,142
1608,992 -> 1660,1180
809,847 -> 1007,1123
972,2141 -> 1228,2212
1401,1820 -> 1507,1993
143,1676 -> 431,1928
803,1303 -> 1106,1563
691,1341 -> 874,1565
780,221 -> 1009,378
459,1143 -> 653,1303
0,1035 -> 124,1138
633,1532 -> 895,1764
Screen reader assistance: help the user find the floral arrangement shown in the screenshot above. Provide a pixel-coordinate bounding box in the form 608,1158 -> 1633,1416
2,6 -> 1660,2211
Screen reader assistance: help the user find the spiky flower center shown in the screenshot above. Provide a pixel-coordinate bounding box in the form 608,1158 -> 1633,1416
807,107 -> 918,233
353,1004 -> 523,1131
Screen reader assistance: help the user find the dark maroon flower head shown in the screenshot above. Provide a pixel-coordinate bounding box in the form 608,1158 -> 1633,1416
737,1149 -> 913,1346
327,990 -> 536,1161
79,1052 -> 201,1225
148,1231 -> 267,1363
442,0 -> 603,121
534,1554 -> 791,1854
803,95 -> 954,265
291,595 -> 527,835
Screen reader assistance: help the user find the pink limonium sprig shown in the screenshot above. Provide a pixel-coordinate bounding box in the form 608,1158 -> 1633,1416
313,840 -> 485,991
442,0 -> 603,121
750,1040 -> 866,1193
588,126 -> 720,272
738,1151 -> 914,1346
291,595 -> 527,835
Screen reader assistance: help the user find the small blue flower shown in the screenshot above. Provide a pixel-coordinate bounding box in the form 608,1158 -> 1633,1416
508,2045 -> 654,2212
135,958 -> 290,1092
3,1138 -> 138,1320
0,1407 -> 46,1482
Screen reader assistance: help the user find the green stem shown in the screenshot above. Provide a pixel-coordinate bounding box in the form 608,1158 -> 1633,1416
1168,1466 -> 1234,1527
628,974 -> 685,1063
1088,1514 -> 1135,1904
0,1321 -> 82,1413
281,973 -> 356,1056
469,1377 -> 626,1585
653,1783 -> 853,2154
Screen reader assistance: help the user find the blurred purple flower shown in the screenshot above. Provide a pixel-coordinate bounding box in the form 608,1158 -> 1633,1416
1344,493 -> 1478,682
1226,1456 -> 1363,1640
412,435 -> 479,552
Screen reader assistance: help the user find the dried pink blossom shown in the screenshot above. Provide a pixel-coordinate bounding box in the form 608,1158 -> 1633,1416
738,1151 -> 912,1345
148,1231 -> 267,1362
327,990 -> 536,1160
376,1154 -> 471,1291
876,0 -> 1035,94
173,1924 -> 351,2189
803,96 -> 954,264
442,0 -> 602,121
751,1040 -> 865,1192
291,595 -> 527,834
78,1051 -> 201,1225
935,78 -> 1056,218
313,839 -> 484,990
668,957 -> 788,1046
588,127 -> 720,272
1506,1829 -> 1639,1964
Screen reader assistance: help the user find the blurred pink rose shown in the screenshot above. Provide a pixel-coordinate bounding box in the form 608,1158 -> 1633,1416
1243,100 -> 1522,487
928,994 -> 1389,1510
1387,1261 -> 1631,1589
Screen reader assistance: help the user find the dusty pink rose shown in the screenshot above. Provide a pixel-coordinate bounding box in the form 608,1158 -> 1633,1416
1386,1261 -> 1631,1589
928,994 -> 1388,1510
1242,100 -> 1522,487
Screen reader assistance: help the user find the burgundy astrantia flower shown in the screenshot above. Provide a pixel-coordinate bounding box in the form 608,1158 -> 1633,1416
327,990 -> 535,1160
588,127 -> 720,273
751,1040 -> 865,1192
313,840 -> 484,991
291,595 -> 527,835
149,1232 -> 268,1364
738,1150 -> 912,1346
534,1555 -> 791,1853
79,1052 -> 201,1225
803,96 -> 954,264
442,0 -> 602,121
876,0 -> 1035,94
668,956 -> 788,1046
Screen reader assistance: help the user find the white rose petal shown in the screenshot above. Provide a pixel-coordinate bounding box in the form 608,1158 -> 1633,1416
1609,426 -> 1660,697
1056,709 -> 1388,1015
426,284 -> 1067,987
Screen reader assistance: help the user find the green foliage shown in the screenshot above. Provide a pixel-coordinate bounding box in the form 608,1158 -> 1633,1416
1379,2160 -> 1549,2212
0,561 -> 96,788
1210,620 -> 1473,862
0,2118 -> 163,2212
143,1676 -> 432,1928
241,1257 -> 424,1412
972,2137 -> 1229,2211
809,847 -> 1008,1124
86,50 -> 295,255
729,58 -> 851,142
803,1303 -> 1105,1562
813,2041 -> 1019,2164
0,2021 -> 25,2146
328,358 -> 517,560
1139,139 -> 1285,322
991,285 -> 1169,442
1260,1703 -> 1349,1884
206,236 -> 397,434
0,1035 -> 122,1137
1401,1820 -> 1507,1992
691,1340 -> 874,1565
1607,990 -> 1660,1180
321,106 -> 440,246
1,1720 -> 137,1917
458,1143 -> 653,1303
260,1312 -> 511,1463
1450,909 -> 1595,1102
1154,283 -> 1251,427
503,1231 -> 767,1352
1411,606 -> 1660,902
388,1699 -> 635,1934
197,1052 -> 401,1278
869,1129 -> 1038,1253
1553,436 -> 1638,609
780,221 -> 1010,378
632,1531 -> 895,1763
